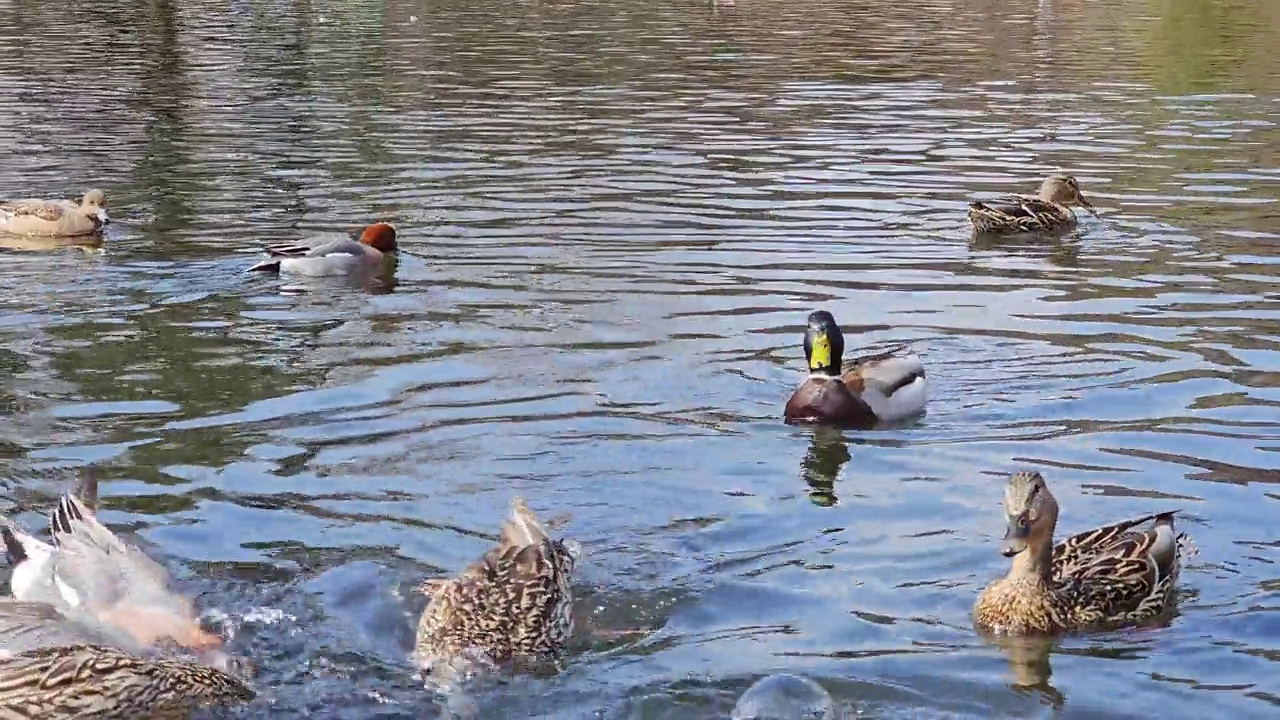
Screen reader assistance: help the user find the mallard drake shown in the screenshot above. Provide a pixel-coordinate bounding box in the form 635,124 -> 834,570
247,222 -> 398,275
413,497 -> 579,684
0,190 -> 109,237
967,174 -> 1095,234
0,599 -> 252,718
783,310 -> 926,428
1,474 -> 221,652
974,471 -> 1193,635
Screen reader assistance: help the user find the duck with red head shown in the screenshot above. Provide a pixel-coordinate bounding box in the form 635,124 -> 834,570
248,222 -> 398,276
783,310 -> 927,428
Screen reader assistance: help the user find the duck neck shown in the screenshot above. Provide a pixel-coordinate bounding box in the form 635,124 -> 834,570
1009,533 -> 1054,586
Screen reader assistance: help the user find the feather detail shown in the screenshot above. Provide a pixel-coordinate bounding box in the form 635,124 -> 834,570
413,497 -> 578,685
975,472 -> 1189,635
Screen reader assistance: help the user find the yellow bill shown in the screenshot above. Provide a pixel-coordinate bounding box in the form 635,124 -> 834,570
809,332 -> 831,370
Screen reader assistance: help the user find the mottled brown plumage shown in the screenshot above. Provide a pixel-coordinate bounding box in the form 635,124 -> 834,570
974,471 -> 1192,635
783,311 -> 926,428
0,644 -> 253,718
0,599 -> 252,718
413,497 -> 578,683
967,175 -> 1094,234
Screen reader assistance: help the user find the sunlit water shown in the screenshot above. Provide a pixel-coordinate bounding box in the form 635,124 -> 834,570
0,0 -> 1278,717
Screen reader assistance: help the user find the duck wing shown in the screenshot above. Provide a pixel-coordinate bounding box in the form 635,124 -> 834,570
1053,512 -> 1185,623
845,346 -> 925,397
0,200 -> 66,222
968,194 -> 1071,232
264,237 -> 367,258
0,598 -> 130,657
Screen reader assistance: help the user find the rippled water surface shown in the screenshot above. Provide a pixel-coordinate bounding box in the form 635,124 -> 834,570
1,0 -> 1278,717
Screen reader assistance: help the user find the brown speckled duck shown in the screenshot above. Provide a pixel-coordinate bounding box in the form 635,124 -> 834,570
0,190 -> 109,237
0,599 -> 253,719
967,175 -> 1095,234
974,470 -> 1193,635
783,310 -> 926,428
413,497 -> 579,684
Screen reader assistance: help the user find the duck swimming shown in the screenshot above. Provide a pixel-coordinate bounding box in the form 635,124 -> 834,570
783,310 -> 926,427
0,189 -> 109,237
247,222 -> 398,276
0,599 -> 253,719
967,174 -> 1095,234
1,474 -> 221,653
413,497 -> 578,685
974,470 -> 1193,635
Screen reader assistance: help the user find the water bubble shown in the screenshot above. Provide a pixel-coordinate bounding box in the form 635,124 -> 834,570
731,674 -> 838,720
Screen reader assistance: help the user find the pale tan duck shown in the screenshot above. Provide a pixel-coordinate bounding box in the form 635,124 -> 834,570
0,189 -> 109,237
974,470 -> 1193,635
414,497 -> 579,685
1,474 -> 221,653
0,599 -> 253,719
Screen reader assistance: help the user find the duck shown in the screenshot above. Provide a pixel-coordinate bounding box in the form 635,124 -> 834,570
783,310 -> 927,428
247,222 -> 398,276
0,474 -> 222,653
967,174 -> 1095,234
0,189 -> 109,237
974,470 -> 1193,635
0,598 -> 253,718
413,497 -> 579,685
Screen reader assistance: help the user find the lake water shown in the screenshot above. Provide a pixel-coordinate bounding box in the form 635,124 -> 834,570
0,0 -> 1277,717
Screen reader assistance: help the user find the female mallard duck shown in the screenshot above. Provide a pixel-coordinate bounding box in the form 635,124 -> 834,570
783,310 -> 926,428
974,471 -> 1193,635
413,497 -> 579,684
967,174 -> 1095,234
1,474 -> 221,652
0,599 -> 253,719
0,189 -> 109,237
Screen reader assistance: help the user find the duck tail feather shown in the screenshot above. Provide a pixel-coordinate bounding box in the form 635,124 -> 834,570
247,259 -> 282,273
2,525 -> 28,564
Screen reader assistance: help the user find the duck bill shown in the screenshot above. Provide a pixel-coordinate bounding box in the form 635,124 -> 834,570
96,208 -> 111,225
1000,521 -> 1029,557
1077,194 -> 1097,216
808,332 -> 831,372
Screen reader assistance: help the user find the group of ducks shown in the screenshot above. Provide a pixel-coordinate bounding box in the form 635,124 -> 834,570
0,188 -> 400,277
0,173 -> 1094,277
0,476 -> 575,716
0,173 -> 1175,716
781,307 -> 1192,636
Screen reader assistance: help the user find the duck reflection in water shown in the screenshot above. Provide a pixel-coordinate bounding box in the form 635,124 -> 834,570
799,428 -> 851,507
968,229 -> 1083,269
980,632 -> 1065,710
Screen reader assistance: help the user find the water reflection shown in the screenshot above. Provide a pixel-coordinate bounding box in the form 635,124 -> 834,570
798,428 -> 850,507
982,633 -> 1064,710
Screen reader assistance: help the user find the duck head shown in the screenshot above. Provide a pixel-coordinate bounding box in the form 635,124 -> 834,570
1039,175 -> 1094,215
1000,470 -> 1060,557
803,310 -> 845,377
